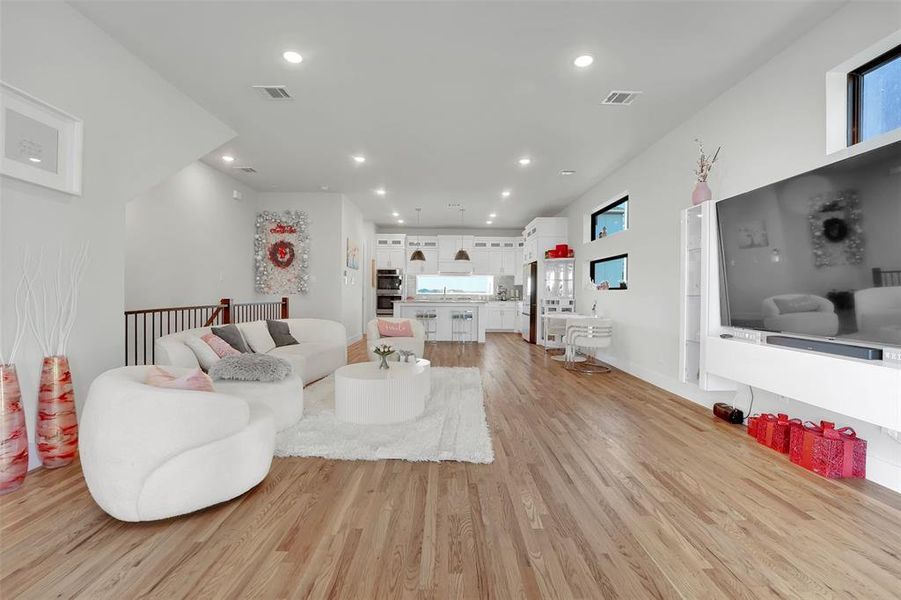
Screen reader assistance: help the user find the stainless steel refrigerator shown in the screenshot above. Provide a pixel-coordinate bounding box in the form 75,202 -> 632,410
521,261 -> 537,343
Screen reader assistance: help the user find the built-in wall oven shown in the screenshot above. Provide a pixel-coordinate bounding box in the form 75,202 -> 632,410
376,269 -> 403,315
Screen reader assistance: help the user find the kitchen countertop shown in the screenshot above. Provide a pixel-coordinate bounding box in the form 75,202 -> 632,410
393,299 -> 488,305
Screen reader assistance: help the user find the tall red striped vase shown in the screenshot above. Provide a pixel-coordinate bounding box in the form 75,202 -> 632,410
37,356 -> 78,468
0,364 -> 29,494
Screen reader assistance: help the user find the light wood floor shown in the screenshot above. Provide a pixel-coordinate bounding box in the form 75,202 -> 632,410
2,334 -> 900,599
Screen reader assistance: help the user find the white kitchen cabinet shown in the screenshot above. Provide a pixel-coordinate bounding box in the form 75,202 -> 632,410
376,235 -> 406,269
471,249 -> 491,275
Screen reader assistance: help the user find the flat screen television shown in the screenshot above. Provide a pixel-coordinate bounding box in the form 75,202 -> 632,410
717,139 -> 901,347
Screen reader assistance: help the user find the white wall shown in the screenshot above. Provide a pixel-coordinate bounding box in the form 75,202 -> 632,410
126,161 -> 257,309
341,196 -> 369,342
0,2 -> 233,467
559,3 -> 901,489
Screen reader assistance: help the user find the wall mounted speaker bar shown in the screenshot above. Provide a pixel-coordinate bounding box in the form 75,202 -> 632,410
766,335 -> 883,361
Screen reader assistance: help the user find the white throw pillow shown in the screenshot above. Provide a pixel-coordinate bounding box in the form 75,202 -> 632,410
238,320 -> 277,354
183,335 -> 221,371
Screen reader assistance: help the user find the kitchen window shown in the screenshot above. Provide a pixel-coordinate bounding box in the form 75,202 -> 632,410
590,254 -> 628,290
590,196 -> 629,241
848,43 -> 901,145
415,274 -> 494,296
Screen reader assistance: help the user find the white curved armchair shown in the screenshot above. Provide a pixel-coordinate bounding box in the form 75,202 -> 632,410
366,318 -> 425,361
854,287 -> 901,337
80,366 -> 275,522
762,294 -> 838,336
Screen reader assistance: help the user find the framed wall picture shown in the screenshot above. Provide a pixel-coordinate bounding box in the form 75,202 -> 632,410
346,237 -> 360,270
0,82 -> 83,195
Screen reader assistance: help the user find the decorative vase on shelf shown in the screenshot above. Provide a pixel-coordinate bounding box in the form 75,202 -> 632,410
37,356 -> 78,468
0,364 -> 28,495
691,181 -> 712,206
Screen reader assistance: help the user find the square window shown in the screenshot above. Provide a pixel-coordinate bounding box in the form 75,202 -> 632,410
848,44 -> 901,145
589,254 -> 628,290
590,196 -> 628,241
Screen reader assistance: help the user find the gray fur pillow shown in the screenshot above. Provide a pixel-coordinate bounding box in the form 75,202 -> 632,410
208,354 -> 292,382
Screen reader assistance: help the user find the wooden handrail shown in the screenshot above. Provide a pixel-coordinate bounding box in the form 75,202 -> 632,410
124,297 -> 289,366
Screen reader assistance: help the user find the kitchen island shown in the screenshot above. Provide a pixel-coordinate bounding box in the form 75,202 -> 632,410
393,301 -> 488,342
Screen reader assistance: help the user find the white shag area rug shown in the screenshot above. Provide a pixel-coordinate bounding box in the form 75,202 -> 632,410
275,367 -> 494,463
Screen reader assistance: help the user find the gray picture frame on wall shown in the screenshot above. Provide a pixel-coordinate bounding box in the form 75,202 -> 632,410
0,82 -> 83,195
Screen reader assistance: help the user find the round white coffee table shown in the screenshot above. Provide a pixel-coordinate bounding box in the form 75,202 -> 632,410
334,359 -> 430,424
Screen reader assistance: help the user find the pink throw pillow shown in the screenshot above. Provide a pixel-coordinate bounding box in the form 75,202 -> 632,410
201,333 -> 242,358
145,366 -> 215,392
377,319 -> 413,338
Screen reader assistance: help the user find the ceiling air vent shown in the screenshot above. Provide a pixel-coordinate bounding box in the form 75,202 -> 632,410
234,166 -> 257,174
446,202 -> 463,209
601,90 -> 642,106
252,85 -> 292,100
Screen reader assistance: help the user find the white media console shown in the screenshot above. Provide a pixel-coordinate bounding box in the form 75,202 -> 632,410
679,201 -> 901,432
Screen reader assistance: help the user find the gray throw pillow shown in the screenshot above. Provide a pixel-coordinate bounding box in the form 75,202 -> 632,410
208,354 -> 292,382
267,320 -> 299,347
773,295 -> 821,314
211,324 -> 251,353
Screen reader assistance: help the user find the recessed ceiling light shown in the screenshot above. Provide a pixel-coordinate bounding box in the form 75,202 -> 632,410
518,157 -> 531,166
560,170 -> 576,176
501,190 -> 511,198
489,213 -> 496,218
574,55 -> 594,68
320,184 -> 330,191
392,211 -> 399,217
397,219 -> 405,224
222,155 -> 235,163
352,155 -> 366,164
486,220 -> 493,225
28,157 -> 41,163
375,188 -> 387,196
282,50 -> 303,64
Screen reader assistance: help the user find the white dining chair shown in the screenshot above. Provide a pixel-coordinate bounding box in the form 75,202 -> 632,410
563,317 -> 613,373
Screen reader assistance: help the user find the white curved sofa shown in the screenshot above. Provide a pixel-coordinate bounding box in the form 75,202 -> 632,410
366,318 -> 425,361
155,318 -> 347,386
80,366 -> 277,522
762,294 -> 839,336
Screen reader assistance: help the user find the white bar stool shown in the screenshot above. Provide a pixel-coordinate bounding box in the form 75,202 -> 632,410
416,311 -> 438,343
564,317 -> 613,373
451,309 -> 475,343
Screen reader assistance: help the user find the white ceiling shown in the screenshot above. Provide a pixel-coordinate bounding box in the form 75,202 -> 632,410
74,1 -> 843,228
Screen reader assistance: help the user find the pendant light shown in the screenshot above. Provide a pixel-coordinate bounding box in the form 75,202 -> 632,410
410,208 -> 426,261
454,208 -> 470,261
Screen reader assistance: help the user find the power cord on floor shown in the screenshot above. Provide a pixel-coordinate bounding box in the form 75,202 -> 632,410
743,385 -> 755,424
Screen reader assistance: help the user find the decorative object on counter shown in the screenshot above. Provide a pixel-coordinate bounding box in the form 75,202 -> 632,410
691,137 -> 720,206
0,262 -> 31,494
255,210 -> 310,294
24,245 -> 89,469
410,208 -> 426,262
453,208 -> 471,261
397,350 -> 416,363
372,343 -> 395,369
807,190 -> 864,268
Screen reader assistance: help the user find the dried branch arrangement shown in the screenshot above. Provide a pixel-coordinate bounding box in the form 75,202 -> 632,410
0,254 -> 32,365
23,244 -> 90,358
